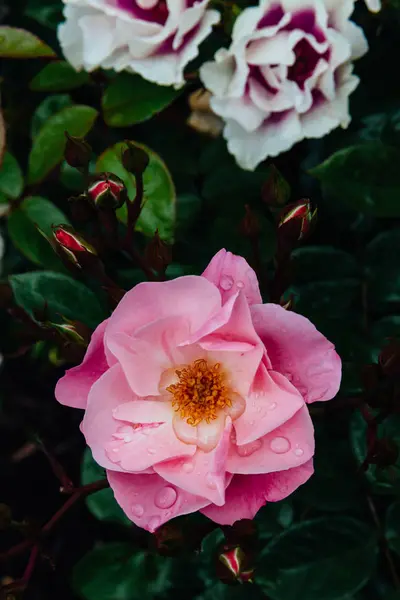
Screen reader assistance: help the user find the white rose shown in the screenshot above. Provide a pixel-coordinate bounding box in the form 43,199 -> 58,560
58,0 -> 220,88
200,0 -> 368,170
363,0 -> 381,12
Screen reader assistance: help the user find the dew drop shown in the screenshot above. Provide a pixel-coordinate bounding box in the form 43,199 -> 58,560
220,275 -> 234,290
236,280 -> 245,289
182,461 -> 194,473
148,516 -> 161,531
294,448 -> 304,457
267,402 -> 277,411
123,435 -> 133,443
147,447 -> 156,455
131,504 -> 144,517
154,486 -> 177,509
206,474 -> 217,489
112,447 -> 119,453
236,439 -> 262,457
270,436 -> 291,454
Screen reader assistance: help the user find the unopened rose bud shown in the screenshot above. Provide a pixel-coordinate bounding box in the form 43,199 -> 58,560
88,173 -> 127,209
241,205 -> 260,239
122,143 -> 149,177
43,319 -> 90,347
53,225 -> 97,267
64,132 -> 91,170
216,545 -> 255,585
145,230 -> 172,274
278,198 -> 317,243
262,165 -> 291,207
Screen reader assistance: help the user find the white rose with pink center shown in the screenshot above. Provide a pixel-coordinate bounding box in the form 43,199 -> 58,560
200,0 -> 368,170
58,0 -> 220,88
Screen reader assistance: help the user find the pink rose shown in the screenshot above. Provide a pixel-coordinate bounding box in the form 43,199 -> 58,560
56,249 -> 341,531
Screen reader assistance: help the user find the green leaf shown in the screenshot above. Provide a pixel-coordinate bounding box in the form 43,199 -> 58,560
31,94 -> 73,139
7,195 -> 69,269
0,152 -> 24,199
30,61 -> 90,92
102,73 -> 180,127
288,279 -> 360,320
25,0 -> 63,29
96,141 -> 176,243
369,316 -> 400,363
0,26 -> 56,58
28,105 -> 98,184
9,271 -> 107,329
365,230 -> 400,312
310,142 -> 400,217
71,543 -> 173,600
81,448 -> 130,526
386,501 -> 400,557
257,517 -> 377,600
351,411 -> 400,494
291,246 -> 360,285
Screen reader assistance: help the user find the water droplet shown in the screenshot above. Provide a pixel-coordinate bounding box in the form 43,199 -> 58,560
182,461 -> 194,473
123,435 -> 132,443
236,280 -> 245,289
206,474 -> 217,489
236,439 -> 262,457
154,486 -> 177,509
294,448 -> 304,457
147,447 -> 156,455
112,448 -> 119,453
131,504 -> 144,517
270,437 -> 291,454
267,402 -> 277,411
220,275 -> 234,290
148,516 -> 161,531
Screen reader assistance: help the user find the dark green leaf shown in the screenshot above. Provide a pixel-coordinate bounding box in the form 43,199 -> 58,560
0,152 -> 24,199
28,105 -> 98,184
25,0 -> 63,28
30,61 -> 90,92
7,195 -> 70,268
102,73 -> 180,127
366,230 -> 400,312
289,279 -> 360,319
310,142 -> 400,217
257,517 -> 377,600
351,411 -> 400,494
0,26 -> 56,58
9,271 -> 107,329
386,501 -> 400,557
71,543 -> 173,600
291,246 -> 360,284
96,141 -> 176,243
81,448 -> 130,526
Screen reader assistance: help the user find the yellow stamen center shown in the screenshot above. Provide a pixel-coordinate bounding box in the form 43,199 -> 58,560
167,359 -> 232,426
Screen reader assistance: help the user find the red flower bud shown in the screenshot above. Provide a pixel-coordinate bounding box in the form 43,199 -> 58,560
53,225 -> 97,267
43,319 -> 90,347
217,545 -> 255,585
88,173 -> 127,209
64,132 -> 91,169
278,198 -> 317,242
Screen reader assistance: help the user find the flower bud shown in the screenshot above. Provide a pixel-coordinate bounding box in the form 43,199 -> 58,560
43,319 -> 90,347
53,225 -> 97,267
216,545 -> 255,585
145,230 -> 172,274
64,132 -> 91,170
241,205 -> 260,239
262,165 -> 291,207
278,198 -> 317,243
122,143 -> 149,177
88,173 -> 127,209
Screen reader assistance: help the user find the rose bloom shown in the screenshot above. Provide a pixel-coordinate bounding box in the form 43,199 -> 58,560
58,0 -> 220,88
56,249 -> 341,531
200,0 -> 368,170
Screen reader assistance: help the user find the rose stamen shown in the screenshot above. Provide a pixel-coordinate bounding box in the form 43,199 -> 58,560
166,359 -> 232,426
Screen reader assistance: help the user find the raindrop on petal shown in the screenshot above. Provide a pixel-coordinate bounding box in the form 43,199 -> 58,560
220,275 -> 234,290
131,504 -> 144,517
236,439 -> 262,457
182,461 -> 194,473
294,448 -> 304,457
154,486 -> 177,509
270,436 -> 291,454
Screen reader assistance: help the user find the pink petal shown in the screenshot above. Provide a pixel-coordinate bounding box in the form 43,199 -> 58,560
154,420 -> 232,505
106,276 -> 221,341
251,304 -> 342,403
82,364 -> 195,471
226,405 -> 314,474
55,319 -> 109,409
202,249 -> 262,306
234,365 -> 304,445
107,470 -> 210,532
201,459 -> 314,525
